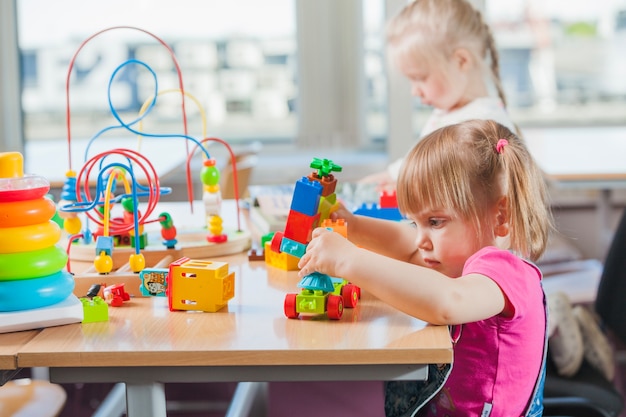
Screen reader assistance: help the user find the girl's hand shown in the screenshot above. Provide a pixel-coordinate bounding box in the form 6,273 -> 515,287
298,227 -> 357,278
330,202 -> 353,223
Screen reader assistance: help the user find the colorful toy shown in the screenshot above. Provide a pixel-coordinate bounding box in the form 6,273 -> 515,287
103,283 -> 131,307
353,189 -> 404,221
167,257 -> 235,313
139,267 -> 168,296
284,272 -> 359,320
265,157 -> 342,271
0,151 -> 83,333
262,157 -> 361,320
0,152 -> 76,312
56,26 -> 252,275
80,296 -> 109,323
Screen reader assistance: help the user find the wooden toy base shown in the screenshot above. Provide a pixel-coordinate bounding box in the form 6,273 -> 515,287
68,227 -> 252,270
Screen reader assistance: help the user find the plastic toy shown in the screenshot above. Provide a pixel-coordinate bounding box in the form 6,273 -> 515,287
103,283 -> 131,307
80,296 -> 109,323
55,26 -> 251,276
0,152 -> 76,313
0,152 -> 83,333
283,272 -> 360,320
167,257 -> 235,313
265,157 -> 342,271
139,267 -> 168,296
263,157 -> 361,320
353,189 -> 404,221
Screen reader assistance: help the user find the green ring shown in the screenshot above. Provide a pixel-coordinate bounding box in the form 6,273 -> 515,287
0,245 -> 68,280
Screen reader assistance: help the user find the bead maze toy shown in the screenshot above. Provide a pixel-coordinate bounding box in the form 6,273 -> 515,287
0,152 -> 83,333
261,157 -> 361,320
53,26 -> 252,281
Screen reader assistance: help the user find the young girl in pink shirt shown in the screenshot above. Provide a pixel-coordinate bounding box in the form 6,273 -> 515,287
299,119 -> 551,416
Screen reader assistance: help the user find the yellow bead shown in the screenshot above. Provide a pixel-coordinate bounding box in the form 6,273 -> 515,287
94,251 -> 113,274
64,216 -> 82,235
129,253 -> 145,273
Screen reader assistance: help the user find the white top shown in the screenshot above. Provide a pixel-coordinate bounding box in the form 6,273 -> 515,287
388,97 -> 516,180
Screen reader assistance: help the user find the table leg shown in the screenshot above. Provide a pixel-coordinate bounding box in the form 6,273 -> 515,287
125,382 -> 167,417
225,382 -> 268,417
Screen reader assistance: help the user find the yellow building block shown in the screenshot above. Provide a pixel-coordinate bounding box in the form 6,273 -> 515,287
264,242 -> 300,271
168,257 -> 235,312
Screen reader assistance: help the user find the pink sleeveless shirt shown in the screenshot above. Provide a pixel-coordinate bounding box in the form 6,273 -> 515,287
422,247 -> 545,417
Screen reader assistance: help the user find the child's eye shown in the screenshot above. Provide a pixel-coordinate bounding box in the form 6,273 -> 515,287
429,218 -> 444,227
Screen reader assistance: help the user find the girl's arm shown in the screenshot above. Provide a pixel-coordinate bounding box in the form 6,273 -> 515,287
331,204 -> 421,263
298,228 -> 507,325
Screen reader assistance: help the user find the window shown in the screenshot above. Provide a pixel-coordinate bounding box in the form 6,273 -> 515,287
4,0 -> 624,188
486,0 -> 626,127
6,0 -> 389,185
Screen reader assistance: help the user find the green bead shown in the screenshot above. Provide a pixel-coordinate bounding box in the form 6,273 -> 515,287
201,166 -> 220,186
121,197 -> 134,212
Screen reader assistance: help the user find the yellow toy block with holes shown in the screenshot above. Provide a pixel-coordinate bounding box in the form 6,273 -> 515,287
167,257 -> 235,312
264,242 -> 300,271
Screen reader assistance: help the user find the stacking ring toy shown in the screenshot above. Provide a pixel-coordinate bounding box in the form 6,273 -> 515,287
0,198 -> 56,228
0,176 -> 50,203
0,246 -> 68,280
0,221 -> 61,254
0,270 -> 74,312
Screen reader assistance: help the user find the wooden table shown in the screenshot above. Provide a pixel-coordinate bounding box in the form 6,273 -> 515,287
0,331 -> 39,385
15,251 -> 452,417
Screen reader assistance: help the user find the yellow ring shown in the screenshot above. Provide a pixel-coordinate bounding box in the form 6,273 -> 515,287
0,221 -> 61,254
0,245 -> 68,280
0,198 -> 56,228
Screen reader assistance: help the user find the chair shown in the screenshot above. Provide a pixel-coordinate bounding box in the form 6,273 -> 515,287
0,378 -> 67,417
542,208 -> 626,417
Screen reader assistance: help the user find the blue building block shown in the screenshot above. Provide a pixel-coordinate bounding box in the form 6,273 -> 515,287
353,203 -> 404,221
290,177 -> 322,216
280,236 -> 307,259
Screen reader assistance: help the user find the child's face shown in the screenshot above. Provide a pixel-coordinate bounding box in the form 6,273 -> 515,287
396,51 -> 471,112
407,206 -> 495,277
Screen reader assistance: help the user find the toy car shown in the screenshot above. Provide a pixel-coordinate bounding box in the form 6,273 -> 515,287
284,272 -> 360,320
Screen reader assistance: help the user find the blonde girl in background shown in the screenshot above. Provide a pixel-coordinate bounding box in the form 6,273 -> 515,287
363,0 -> 516,186
299,120 -> 552,416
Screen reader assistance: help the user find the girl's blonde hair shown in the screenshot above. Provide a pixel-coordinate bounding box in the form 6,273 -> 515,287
397,119 -> 552,261
386,0 -> 507,107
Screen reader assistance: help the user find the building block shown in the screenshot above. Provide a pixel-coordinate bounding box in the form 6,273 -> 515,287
307,172 -> 337,196
353,203 -> 404,221
379,190 -> 398,208
283,209 -> 319,243
318,193 -> 338,223
81,296 -> 109,323
279,236 -> 307,259
167,257 -> 235,312
139,267 -> 168,296
290,177 -> 323,216
264,242 -> 299,270
320,218 -> 347,238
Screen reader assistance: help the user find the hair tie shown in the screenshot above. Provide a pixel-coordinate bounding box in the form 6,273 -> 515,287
496,139 -> 508,154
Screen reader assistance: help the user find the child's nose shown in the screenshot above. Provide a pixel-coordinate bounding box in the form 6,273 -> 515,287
415,229 -> 431,249
411,84 -> 423,98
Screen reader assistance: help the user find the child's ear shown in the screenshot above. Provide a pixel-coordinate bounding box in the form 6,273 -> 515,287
494,196 -> 509,237
453,48 -> 473,72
